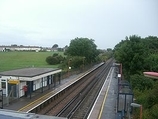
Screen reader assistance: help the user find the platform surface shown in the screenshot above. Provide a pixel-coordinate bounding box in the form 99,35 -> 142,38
88,67 -> 118,119
4,74 -> 84,112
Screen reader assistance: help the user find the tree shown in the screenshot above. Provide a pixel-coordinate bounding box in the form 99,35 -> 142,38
114,35 -> 149,76
66,37 -> 99,63
52,44 -> 58,48
144,54 -> 158,71
46,53 -> 64,65
130,74 -> 153,91
114,35 -> 158,118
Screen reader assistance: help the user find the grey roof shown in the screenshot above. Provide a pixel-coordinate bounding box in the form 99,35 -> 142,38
0,109 -> 66,119
0,68 -> 61,77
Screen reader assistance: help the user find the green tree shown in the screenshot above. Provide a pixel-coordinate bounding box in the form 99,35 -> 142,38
68,56 -> 85,68
144,54 -> 158,71
46,53 -> 64,65
66,37 -> 99,63
52,44 -> 58,49
114,35 -> 149,76
143,36 -> 158,53
52,44 -> 59,51
114,35 -> 158,118
130,74 -> 153,91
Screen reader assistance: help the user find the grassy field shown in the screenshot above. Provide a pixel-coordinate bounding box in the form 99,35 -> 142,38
0,51 -> 64,72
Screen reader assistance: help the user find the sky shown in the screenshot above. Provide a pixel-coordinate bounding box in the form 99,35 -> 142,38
0,0 -> 158,49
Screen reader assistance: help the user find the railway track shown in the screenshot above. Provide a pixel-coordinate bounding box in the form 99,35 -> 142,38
38,59 -> 113,118
57,60 -> 113,119
69,62 -> 112,119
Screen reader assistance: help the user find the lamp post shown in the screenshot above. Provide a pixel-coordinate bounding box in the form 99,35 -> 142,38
82,57 -> 85,71
131,103 -> 142,119
120,63 -> 122,79
67,59 -> 71,77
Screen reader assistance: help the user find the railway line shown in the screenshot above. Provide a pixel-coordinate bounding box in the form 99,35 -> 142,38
56,62 -> 111,119
17,59 -> 114,119
69,63 -> 111,119
37,59 -> 113,118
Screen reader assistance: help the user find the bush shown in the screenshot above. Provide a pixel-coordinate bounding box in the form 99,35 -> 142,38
46,54 -> 64,65
130,74 -> 153,91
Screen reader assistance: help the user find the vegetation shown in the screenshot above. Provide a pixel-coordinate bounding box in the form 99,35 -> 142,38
114,35 -> 158,118
52,44 -> 58,49
46,53 -> 65,65
98,48 -> 113,62
66,37 -> 99,63
0,51 -> 63,72
62,37 -> 104,71
0,37 -> 113,73
45,37 -> 113,72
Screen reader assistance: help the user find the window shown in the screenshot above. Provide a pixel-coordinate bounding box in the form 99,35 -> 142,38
1,82 -> 6,88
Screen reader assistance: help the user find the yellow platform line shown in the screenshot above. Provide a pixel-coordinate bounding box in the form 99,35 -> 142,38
98,69 -> 113,119
18,74 -> 84,112
18,90 -> 55,112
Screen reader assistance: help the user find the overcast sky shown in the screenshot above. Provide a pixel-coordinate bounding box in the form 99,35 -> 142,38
0,0 -> 158,49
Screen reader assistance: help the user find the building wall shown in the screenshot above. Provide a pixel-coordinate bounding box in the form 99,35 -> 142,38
0,46 -> 41,52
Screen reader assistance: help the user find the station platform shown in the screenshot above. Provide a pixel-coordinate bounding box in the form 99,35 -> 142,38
87,67 -> 118,119
2,74 -> 79,119
4,73 -> 86,112
3,63 -> 103,112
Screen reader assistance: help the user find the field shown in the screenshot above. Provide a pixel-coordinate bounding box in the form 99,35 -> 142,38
0,51 -> 63,72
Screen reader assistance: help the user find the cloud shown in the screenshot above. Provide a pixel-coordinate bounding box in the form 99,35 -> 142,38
0,0 -> 158,49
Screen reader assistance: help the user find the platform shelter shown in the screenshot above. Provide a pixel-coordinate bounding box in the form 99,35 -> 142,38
117,79 -> 133,113
0,68 -> 62,105
114,63 -> 133,118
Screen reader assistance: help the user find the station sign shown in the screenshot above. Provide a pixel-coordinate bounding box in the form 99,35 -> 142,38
8,79 -> 20,84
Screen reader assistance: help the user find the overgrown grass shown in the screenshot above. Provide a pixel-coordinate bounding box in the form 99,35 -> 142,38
0,51 -> 64,72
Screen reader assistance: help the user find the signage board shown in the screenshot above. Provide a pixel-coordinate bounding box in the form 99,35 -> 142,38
8,79 -> 19,84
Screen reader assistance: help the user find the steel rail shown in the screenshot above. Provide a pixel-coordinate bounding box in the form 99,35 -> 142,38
56,59 -> 114,118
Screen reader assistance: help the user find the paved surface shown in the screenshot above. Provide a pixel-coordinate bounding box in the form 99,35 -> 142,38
88,67 -> 118,119
4,74 -> 84,111
100,67 -> 117,119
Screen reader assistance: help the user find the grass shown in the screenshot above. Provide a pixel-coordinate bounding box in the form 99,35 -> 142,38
0,51 -> 64,72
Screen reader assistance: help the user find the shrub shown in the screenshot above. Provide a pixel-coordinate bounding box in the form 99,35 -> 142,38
46,54 -> 64,65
